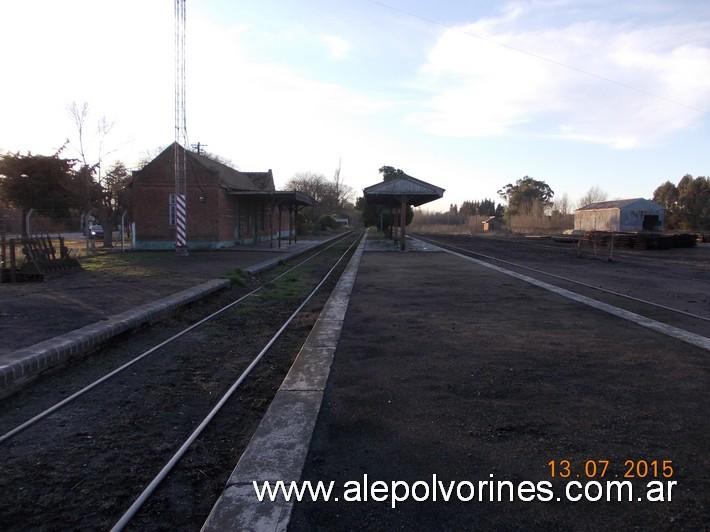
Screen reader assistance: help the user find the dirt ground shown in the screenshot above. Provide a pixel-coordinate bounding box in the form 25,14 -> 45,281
290,250 -> 709,530
0,234 -> 359,531
0,238 -> 330,355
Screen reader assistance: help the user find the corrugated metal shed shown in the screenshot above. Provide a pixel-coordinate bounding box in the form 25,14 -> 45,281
574,198 -> 664,232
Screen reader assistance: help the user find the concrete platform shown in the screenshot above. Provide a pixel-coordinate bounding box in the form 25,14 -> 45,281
0,232 -> 350,396
222,239 -> 333,254
287,250 -> 709,530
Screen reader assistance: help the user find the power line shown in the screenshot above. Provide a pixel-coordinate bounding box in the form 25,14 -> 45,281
365,0 -> 708,114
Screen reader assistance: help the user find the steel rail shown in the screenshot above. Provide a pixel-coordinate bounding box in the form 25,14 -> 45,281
0,232 -> 355,445
451,232 -> 709,269
415,234 -> 710,324
110,232 -> 362,531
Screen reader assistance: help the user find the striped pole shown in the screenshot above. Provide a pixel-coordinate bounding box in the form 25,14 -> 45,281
175,193 -> 187,251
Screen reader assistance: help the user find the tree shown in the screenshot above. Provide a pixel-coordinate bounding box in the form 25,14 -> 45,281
69,101 -> 123,246
286,172 -> 336,214
458,199 -> 500,217
553,193 -> 572,215
653,175 -> 710,230
0,150 -> 83,235
332,158 -> 353,209
578,186 -> 607,209
653,181 -> 680,228
286,170 -> 354,233
100,161 -> 131,238
378,165 -> 408,181
477,198 -> 497,216
497,176 -> 554,216
678,175 -> 710,230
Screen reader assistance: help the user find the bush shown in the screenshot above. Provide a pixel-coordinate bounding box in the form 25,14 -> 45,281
318,214 -> 338,231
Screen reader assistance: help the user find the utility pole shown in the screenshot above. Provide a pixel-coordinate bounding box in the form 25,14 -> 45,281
174,0 -> 188,255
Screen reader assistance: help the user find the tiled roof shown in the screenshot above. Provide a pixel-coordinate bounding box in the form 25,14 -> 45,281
189,150 -> 274,192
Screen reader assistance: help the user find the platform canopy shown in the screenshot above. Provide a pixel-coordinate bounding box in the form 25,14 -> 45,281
363,175 -> 444,207
363,174 -> 444,250
226,189 -> 315,207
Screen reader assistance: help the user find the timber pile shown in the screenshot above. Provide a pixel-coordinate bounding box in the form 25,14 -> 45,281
578,232 -> 697,250
0,235 -> 81,282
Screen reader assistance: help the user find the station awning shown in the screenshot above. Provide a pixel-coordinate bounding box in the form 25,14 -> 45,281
226,190 -> 315,207
363,174 -> 444,250
363,175 -> 444,207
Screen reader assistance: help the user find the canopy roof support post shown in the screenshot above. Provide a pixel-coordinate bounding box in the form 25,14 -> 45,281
400,197 -> 407,251
278,204 -> 282,248
288,205 -> 293,245
253,203 -> 258,245
236,201 -> 241,244
269,200 -> 274,249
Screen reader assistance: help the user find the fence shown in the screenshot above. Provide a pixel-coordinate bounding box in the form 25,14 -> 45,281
411,215 -> 492,234
1,234 -> 81,282
0,207 -> 82,237
507,213 -> 574,234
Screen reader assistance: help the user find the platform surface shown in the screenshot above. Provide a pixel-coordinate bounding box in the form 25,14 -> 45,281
288,250 -> 709,530
0,234 -> 342,356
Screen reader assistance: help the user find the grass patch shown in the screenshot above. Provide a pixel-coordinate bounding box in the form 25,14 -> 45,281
224,268 -> 247,286
79,253 -> 163,279
257,272 -> 309,302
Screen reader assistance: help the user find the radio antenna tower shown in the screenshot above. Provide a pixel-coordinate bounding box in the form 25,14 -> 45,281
174,0 -> 188,255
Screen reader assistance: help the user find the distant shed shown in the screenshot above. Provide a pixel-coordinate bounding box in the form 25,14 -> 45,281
482,216 -> 504,232
574,198 -> 664,232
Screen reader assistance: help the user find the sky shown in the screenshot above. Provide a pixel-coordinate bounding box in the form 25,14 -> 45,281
1,0 -> 709,211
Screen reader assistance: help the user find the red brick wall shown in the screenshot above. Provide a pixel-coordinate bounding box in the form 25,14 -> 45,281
217,188 -> 236,242
132,146 -> 294,246
133,151 -> 222,243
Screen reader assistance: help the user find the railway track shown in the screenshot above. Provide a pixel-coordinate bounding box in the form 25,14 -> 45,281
430,231 -> 710,271
413,234 -> 710,341
0,231 -> 362,531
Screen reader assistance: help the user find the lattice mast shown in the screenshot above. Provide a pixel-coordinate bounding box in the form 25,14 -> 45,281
174,0 -> 188,254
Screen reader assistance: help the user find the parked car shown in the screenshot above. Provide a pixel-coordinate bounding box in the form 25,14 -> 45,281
88,224 -> 104,238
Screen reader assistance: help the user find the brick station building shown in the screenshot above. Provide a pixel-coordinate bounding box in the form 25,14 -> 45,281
131,143 -> 313,249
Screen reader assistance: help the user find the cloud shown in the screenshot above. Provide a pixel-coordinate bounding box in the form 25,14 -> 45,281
0,1 -> 384,182
319,34 -> 352,60
408,1 -> 710,148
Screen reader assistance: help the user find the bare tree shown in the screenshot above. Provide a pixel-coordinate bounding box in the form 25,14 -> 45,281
332,158 -> 353,208
68,101 -> 115,171
136,145 -> 166,170
553,193 -> 573,215
68,101 -> 118,246
578,186 -> 608,208
69,102 -> 90,166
